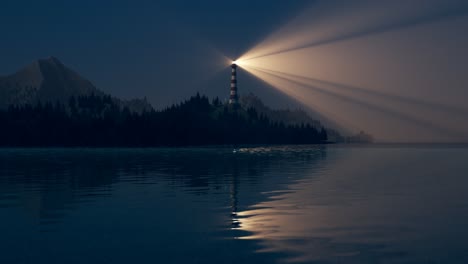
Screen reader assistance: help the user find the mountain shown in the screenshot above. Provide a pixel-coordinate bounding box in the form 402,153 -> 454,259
240,93 -> 347,142
240,93 -> 322,128
0,57 -> 152,112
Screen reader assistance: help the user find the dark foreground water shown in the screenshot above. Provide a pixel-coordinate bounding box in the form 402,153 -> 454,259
1,146 -> 467,264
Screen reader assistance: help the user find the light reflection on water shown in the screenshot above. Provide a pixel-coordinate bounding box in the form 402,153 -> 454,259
0,146 -> 468,263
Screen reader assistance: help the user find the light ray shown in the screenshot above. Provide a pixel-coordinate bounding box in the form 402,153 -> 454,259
230,0 -> 468,142
239,0 -> 468,62
247,66 -> 466,140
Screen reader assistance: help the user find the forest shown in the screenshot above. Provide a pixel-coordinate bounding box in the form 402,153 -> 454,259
0,93 -> 328,147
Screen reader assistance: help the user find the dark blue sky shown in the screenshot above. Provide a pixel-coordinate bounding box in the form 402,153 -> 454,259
0,0 -> 309,107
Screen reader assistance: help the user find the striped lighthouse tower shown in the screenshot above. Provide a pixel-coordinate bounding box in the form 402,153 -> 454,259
229,63 -> 238,105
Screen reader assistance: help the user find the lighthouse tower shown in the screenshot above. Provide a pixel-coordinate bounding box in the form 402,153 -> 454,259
229,63 -> 238,105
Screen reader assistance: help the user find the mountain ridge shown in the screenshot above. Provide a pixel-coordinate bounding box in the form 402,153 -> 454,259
0,57 -> 151,113
0,57 -> 344,134
240,93 -> 322,128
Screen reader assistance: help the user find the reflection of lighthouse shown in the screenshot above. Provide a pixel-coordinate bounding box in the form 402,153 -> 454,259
230,165 -> 240,229
229,63 -> 238,105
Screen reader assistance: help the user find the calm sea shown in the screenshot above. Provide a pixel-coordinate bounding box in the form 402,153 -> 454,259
1,145 -> 467,263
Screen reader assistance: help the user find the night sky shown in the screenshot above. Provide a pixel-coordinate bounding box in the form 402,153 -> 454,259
2,0 -> 468,141
0,0 -> 309,107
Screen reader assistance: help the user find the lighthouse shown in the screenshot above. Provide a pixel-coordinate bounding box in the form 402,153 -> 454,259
229,62 -> 238,105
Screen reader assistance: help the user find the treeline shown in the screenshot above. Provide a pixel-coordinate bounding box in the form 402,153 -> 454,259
0,93 -> 328,147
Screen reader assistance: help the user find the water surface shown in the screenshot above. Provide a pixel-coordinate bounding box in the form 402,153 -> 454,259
1,146 -> 467,263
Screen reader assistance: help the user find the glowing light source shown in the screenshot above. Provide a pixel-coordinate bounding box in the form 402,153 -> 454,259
225,0 -> 468,142
231,59 -> 248,67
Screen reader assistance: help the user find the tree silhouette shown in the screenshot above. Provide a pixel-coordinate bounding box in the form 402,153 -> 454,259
0,94 -> 329,147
